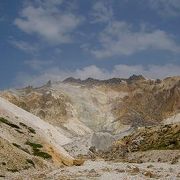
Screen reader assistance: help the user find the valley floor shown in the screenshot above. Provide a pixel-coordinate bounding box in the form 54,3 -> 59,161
4,160 -> 180,180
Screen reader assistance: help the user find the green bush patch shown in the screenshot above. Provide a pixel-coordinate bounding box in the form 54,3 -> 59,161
19,122 -> 27,128
2,162 -> 6,166
26,159 -> 35,168
28,127 -> 36,134
7,169 -> 19,173
0,117 -> 20,129
15,129 -> 24,134
19,122 -> 36,134
25,141 -> 43,149
12,143 -> 21,149
12,143 -> 30,154
25,141 -> 52,159
33,150 -> 52,159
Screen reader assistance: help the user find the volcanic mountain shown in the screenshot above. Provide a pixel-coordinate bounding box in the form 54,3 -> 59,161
0,75 -> 179,179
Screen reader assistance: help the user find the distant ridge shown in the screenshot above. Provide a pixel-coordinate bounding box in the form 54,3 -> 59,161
63,74 -> 146,85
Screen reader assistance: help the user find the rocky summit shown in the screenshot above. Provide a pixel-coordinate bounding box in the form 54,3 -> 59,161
0,76 -> 180,179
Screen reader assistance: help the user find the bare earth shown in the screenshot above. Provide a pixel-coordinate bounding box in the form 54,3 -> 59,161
4,159 -> 180,180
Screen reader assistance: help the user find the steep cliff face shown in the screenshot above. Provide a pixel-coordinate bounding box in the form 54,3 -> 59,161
112,76 -> 180,128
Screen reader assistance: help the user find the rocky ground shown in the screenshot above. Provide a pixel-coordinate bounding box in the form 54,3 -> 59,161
99,123 -> 180,161
4,160 -> 180,179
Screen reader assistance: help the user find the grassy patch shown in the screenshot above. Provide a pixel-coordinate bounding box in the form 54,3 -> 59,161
15,129 -> 24,134
12,143 -> 30,154
19,122 -> 36,134
12,143 -> 21,148
28,127 -> 36,134
25,141 -> 52,159
25,141 -> 43,148
26,159 -> 35,168
2,162 -> 6,166
7,169 -> 19,173
0,117 -> 20,129
33,149 -> 52,159
19,122 -> 27,128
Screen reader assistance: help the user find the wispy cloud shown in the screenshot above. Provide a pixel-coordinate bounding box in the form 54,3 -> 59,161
148,0 -> 180,17
14,0 -> 83,45
90,0 -> 113,23
91,21 -> 180,58
9,39 -> 38,53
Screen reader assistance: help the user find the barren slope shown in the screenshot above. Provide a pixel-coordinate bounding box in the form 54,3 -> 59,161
0,97 -> 85,177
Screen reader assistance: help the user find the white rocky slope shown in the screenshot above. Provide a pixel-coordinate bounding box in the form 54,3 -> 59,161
52,83 -> 129,134
0,97 -> 75,166
163,113 -> 180,124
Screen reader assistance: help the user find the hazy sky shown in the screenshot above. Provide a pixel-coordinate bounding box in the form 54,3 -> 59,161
0,0 -> 180,88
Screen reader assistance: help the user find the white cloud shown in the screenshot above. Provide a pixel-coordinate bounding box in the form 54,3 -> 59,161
148,0 -> 180,17
90,1 -> 113,23
14,64 -> 180,87
91,21 -> 180,58
9,40 -> 38,53
112,64 -> 180,79
14,1 -> 83,44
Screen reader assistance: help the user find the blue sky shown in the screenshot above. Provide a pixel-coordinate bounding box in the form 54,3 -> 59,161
0,0 -> 180,89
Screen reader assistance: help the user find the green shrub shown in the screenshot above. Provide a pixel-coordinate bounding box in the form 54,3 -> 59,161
28,127 -> 36,134
19,122 -> 27,128
12,143 -> 21,148
33,151 -> 52,159
0,117 -> 20,129
25,141 -> 52,159
2,162 -> 6,166
26,159 -> 35,168
25,141 -> 43,148
12,143 -> 30,154
19,122 -> 36,134
15,129 -> 24,134
7,169 -> 19,173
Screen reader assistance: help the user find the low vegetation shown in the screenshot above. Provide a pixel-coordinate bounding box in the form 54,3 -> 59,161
26,159 -> 35,168
0,117 -> 20,129
7,169 -> 19,173
12,143 -> 30,154
25,141 -> 52,159
19,122 -> 36,134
